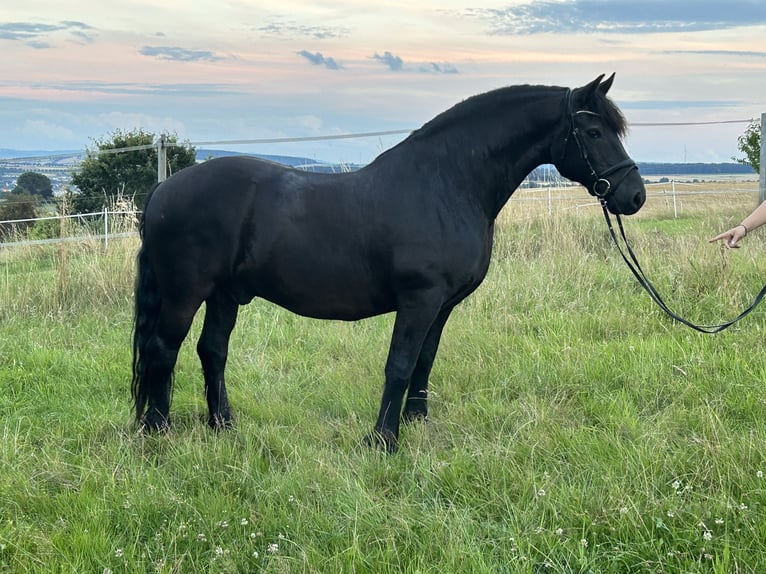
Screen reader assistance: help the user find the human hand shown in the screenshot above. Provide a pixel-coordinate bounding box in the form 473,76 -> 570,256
708,224 -> 748,249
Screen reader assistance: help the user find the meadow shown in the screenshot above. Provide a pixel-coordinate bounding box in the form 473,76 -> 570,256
2,181 -> 766,573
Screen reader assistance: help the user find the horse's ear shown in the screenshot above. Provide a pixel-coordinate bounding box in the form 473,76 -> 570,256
579,74 -> 605,103
598,73 -> 615,96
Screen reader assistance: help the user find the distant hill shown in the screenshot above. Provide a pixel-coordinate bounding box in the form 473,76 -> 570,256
195,149 -> 363,173
0,148 -> 362,174
0,148 -> 80,160
636,162 -> 756,176
0,148 -> 757,177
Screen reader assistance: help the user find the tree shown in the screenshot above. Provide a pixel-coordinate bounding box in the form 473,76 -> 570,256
70,129 -> 196,213
732,120 -> 761,174
12,171 -> 53,198
0,194 -> 36,240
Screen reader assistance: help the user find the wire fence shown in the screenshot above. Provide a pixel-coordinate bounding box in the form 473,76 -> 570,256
1,179 -> 759,250
0,208 -> 139,250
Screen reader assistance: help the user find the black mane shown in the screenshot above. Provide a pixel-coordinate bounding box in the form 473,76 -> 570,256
409,82 -> 629,143
410,84 -> 556,141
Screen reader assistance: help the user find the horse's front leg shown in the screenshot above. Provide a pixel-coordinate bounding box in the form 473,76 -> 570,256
368,292 -> 444,453
403,305 -> 455,423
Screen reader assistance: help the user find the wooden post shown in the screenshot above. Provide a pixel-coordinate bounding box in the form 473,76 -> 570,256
157,134 -> 168,183
760,112 -> 765,203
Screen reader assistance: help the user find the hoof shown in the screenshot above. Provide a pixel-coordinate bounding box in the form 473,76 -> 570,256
140,412 -> 170,433
403,396 -> 428,424
402,409 -> 429,424
208,413 -> 234,431
363,429 -> 398,454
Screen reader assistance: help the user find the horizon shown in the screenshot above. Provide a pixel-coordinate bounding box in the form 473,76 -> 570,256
0,145 -> 760,169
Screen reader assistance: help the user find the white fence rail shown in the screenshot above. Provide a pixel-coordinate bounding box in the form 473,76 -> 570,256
0,208 -> 139,249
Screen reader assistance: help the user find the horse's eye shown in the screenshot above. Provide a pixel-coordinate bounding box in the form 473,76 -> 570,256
587,129 -> 602,139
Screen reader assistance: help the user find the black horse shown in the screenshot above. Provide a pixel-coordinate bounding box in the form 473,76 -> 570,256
132,74 -> 645,452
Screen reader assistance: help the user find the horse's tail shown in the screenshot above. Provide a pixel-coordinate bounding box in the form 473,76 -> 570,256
131,184 -> 161,422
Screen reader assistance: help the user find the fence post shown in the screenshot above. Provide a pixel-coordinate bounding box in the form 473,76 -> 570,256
103,206 -> 109,249
672,180 -> 678,219
157,134 -> 168,183
760,112 -> 765,203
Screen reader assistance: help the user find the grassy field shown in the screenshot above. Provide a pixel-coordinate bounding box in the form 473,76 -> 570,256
2,185 -> 766,572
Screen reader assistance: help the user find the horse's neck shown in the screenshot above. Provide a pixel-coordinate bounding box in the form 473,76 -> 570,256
477,93 -> 563,219
410,88 -> 563,220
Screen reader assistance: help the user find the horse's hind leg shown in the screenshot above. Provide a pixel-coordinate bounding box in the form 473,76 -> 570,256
197,290 -> 239,430
141,301 -> 200,430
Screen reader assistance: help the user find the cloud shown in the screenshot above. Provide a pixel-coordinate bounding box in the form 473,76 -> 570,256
0,20 -> 95,46
8,80 -> 246,98
139,46 -> 224,62
21,118 -> 77,142
373,51 -> 459,74
373,51 -> 404,71
418,62 -> 459,74
663,49 -> 766,58
465,1 -> 766,35
296,50 -> 342,70
259,21 -> 349,40
26,41 -> 51,50
619,100 -> 743,110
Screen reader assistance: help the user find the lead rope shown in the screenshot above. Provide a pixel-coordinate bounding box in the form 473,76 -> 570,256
601,201 -> 766,333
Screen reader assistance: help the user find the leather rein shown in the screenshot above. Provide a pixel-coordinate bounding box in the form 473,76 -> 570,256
563,89 -> 766,334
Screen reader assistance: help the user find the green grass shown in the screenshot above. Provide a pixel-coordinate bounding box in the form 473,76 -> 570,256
2,203 -> 766,572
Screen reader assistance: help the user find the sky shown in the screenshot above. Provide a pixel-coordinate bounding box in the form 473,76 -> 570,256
1,0 -> 765,165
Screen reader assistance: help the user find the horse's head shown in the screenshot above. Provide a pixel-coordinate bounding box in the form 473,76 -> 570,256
551,74 -> 646,215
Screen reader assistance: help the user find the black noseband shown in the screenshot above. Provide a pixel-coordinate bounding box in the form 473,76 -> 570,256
563,89 -> 638,199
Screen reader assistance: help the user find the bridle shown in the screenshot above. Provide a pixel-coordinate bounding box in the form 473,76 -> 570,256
562,89 -> 638,199
562,89 -> 766,334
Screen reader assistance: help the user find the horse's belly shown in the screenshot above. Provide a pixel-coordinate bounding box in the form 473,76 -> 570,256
231,266 -> 396,321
